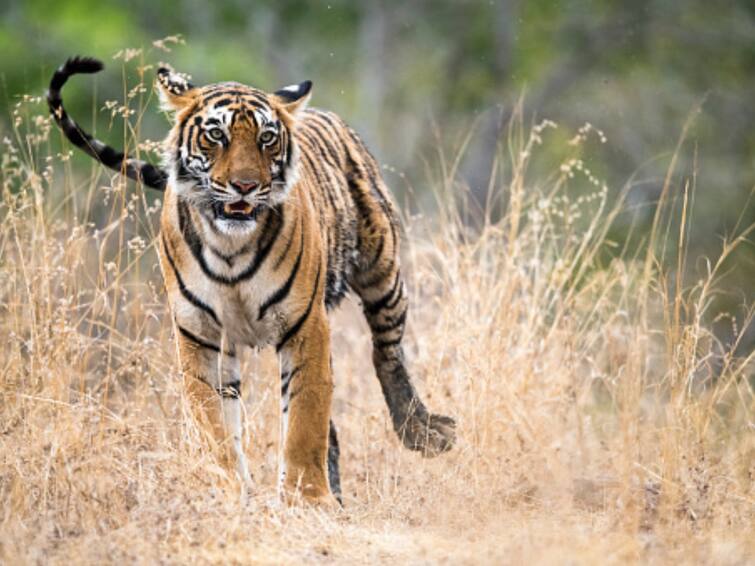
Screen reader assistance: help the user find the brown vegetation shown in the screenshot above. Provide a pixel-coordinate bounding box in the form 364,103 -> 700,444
0,87 -> 753,564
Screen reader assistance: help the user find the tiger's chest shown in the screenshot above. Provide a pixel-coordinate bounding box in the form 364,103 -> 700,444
173,244 -> 287,348
214,284 -> 280,347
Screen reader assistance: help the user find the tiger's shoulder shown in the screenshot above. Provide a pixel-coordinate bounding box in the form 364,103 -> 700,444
296,108 -> 381,180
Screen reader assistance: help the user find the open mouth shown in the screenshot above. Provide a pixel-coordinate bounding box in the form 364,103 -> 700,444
213,200 -> 260,221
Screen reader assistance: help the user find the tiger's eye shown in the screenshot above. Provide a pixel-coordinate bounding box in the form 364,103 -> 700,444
259,131 -> 276,144
206,128 -> 225,142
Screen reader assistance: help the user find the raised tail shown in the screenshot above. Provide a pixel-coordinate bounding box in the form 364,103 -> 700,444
47,56 -> 168,191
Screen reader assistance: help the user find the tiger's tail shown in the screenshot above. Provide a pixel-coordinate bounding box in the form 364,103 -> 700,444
47,56 -> 168,191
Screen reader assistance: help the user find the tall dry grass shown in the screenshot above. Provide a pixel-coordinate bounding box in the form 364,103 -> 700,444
0,55 -> 753,564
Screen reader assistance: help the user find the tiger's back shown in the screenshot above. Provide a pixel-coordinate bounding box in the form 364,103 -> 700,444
299,108 -> 405,310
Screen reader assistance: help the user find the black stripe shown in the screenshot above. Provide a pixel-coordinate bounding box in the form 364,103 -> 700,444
308,114 -> 343,166
178,325 -> 234,356
370,306 -> 408,335
312,111 -> 351,168
300,147 -> 338,211
344,155 -> 375,251
178,109 -> 202,162
388,222 -> 398,257
216,379 -> 241,398
344,133 -> 393,219
272,216 -> 299,270
241,99 -> 266,110
313,110 -> 343,137
285,130 -> 294,169
258,227 -> 304,320
363,272 -> 401,315
207,241 -> 254,266
201,89 -> 246,104
276,127 -> 288,170
162,235 -> 221,327
384,281 -> 404,310
191,374 -> 240,398
242,92 -> 271,106
299,130 -> 341,191
201,89 -> 268,107
359,255 -> 396,288
301,124 -> 342,170
186,123 -> 198,156
298,142 -> 335,211
199,86 -> 268,108
231,108 -> 245,129
366,236 -> 385,270
281,366 -> 301,397
346,128 -> 381,182
175,110 -> 192,163
374,336 -> 402,349
276,264 -> 322,352
176,161 -> 192,183
178,199 -> 284,286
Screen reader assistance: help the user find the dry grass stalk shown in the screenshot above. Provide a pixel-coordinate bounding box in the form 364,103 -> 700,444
0,56 -> 752,564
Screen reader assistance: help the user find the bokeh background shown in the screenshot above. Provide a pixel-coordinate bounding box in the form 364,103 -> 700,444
1,0 -> 753,349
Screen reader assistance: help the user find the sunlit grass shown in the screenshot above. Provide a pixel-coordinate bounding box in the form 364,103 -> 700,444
0,51 -> 753,564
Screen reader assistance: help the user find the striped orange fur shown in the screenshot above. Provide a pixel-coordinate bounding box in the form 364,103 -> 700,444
48,57 -> 456,505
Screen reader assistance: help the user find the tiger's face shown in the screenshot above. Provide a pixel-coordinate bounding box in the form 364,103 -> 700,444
156,67 -> 312,235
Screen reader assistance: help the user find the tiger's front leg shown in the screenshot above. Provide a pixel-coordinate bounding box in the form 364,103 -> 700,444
175,326 -> 252,489
277,307 -> 336,506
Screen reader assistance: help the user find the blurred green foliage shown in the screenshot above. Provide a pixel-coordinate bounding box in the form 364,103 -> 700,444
1,0 -> 753,348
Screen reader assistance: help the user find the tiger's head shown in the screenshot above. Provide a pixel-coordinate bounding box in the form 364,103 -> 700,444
156,66 -> 311,234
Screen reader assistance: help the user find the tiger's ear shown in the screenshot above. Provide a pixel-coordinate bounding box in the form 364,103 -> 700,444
272,80 -> 312,117
156,66 -> 197,112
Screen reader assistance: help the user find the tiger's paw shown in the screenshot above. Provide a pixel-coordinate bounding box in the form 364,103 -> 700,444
302,492 -> 341,511
283,486 -> 341,511
399,412 -> 457,457
282,473 -> 341,511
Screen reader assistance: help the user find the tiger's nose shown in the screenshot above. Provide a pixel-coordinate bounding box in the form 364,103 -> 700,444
230,179 -> 259,194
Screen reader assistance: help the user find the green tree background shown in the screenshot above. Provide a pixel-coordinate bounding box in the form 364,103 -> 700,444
1,0 -> 753,350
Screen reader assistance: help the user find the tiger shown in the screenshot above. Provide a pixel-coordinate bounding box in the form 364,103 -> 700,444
47,56 -> 456,506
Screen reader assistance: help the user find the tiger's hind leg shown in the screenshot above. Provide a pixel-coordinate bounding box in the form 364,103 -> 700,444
352,238 -> 456,456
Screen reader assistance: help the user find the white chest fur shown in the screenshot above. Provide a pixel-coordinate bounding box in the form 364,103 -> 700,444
214,281 -> 280,347
169,243 -> 285,349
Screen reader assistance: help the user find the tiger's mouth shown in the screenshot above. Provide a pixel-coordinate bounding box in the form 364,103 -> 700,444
213,200 -> 260,221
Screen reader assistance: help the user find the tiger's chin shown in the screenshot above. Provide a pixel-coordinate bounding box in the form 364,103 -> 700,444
209,200 -> 262,235
213,217 -> 260,235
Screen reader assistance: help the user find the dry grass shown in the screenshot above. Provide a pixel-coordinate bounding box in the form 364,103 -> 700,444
1,62 -> 753,565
